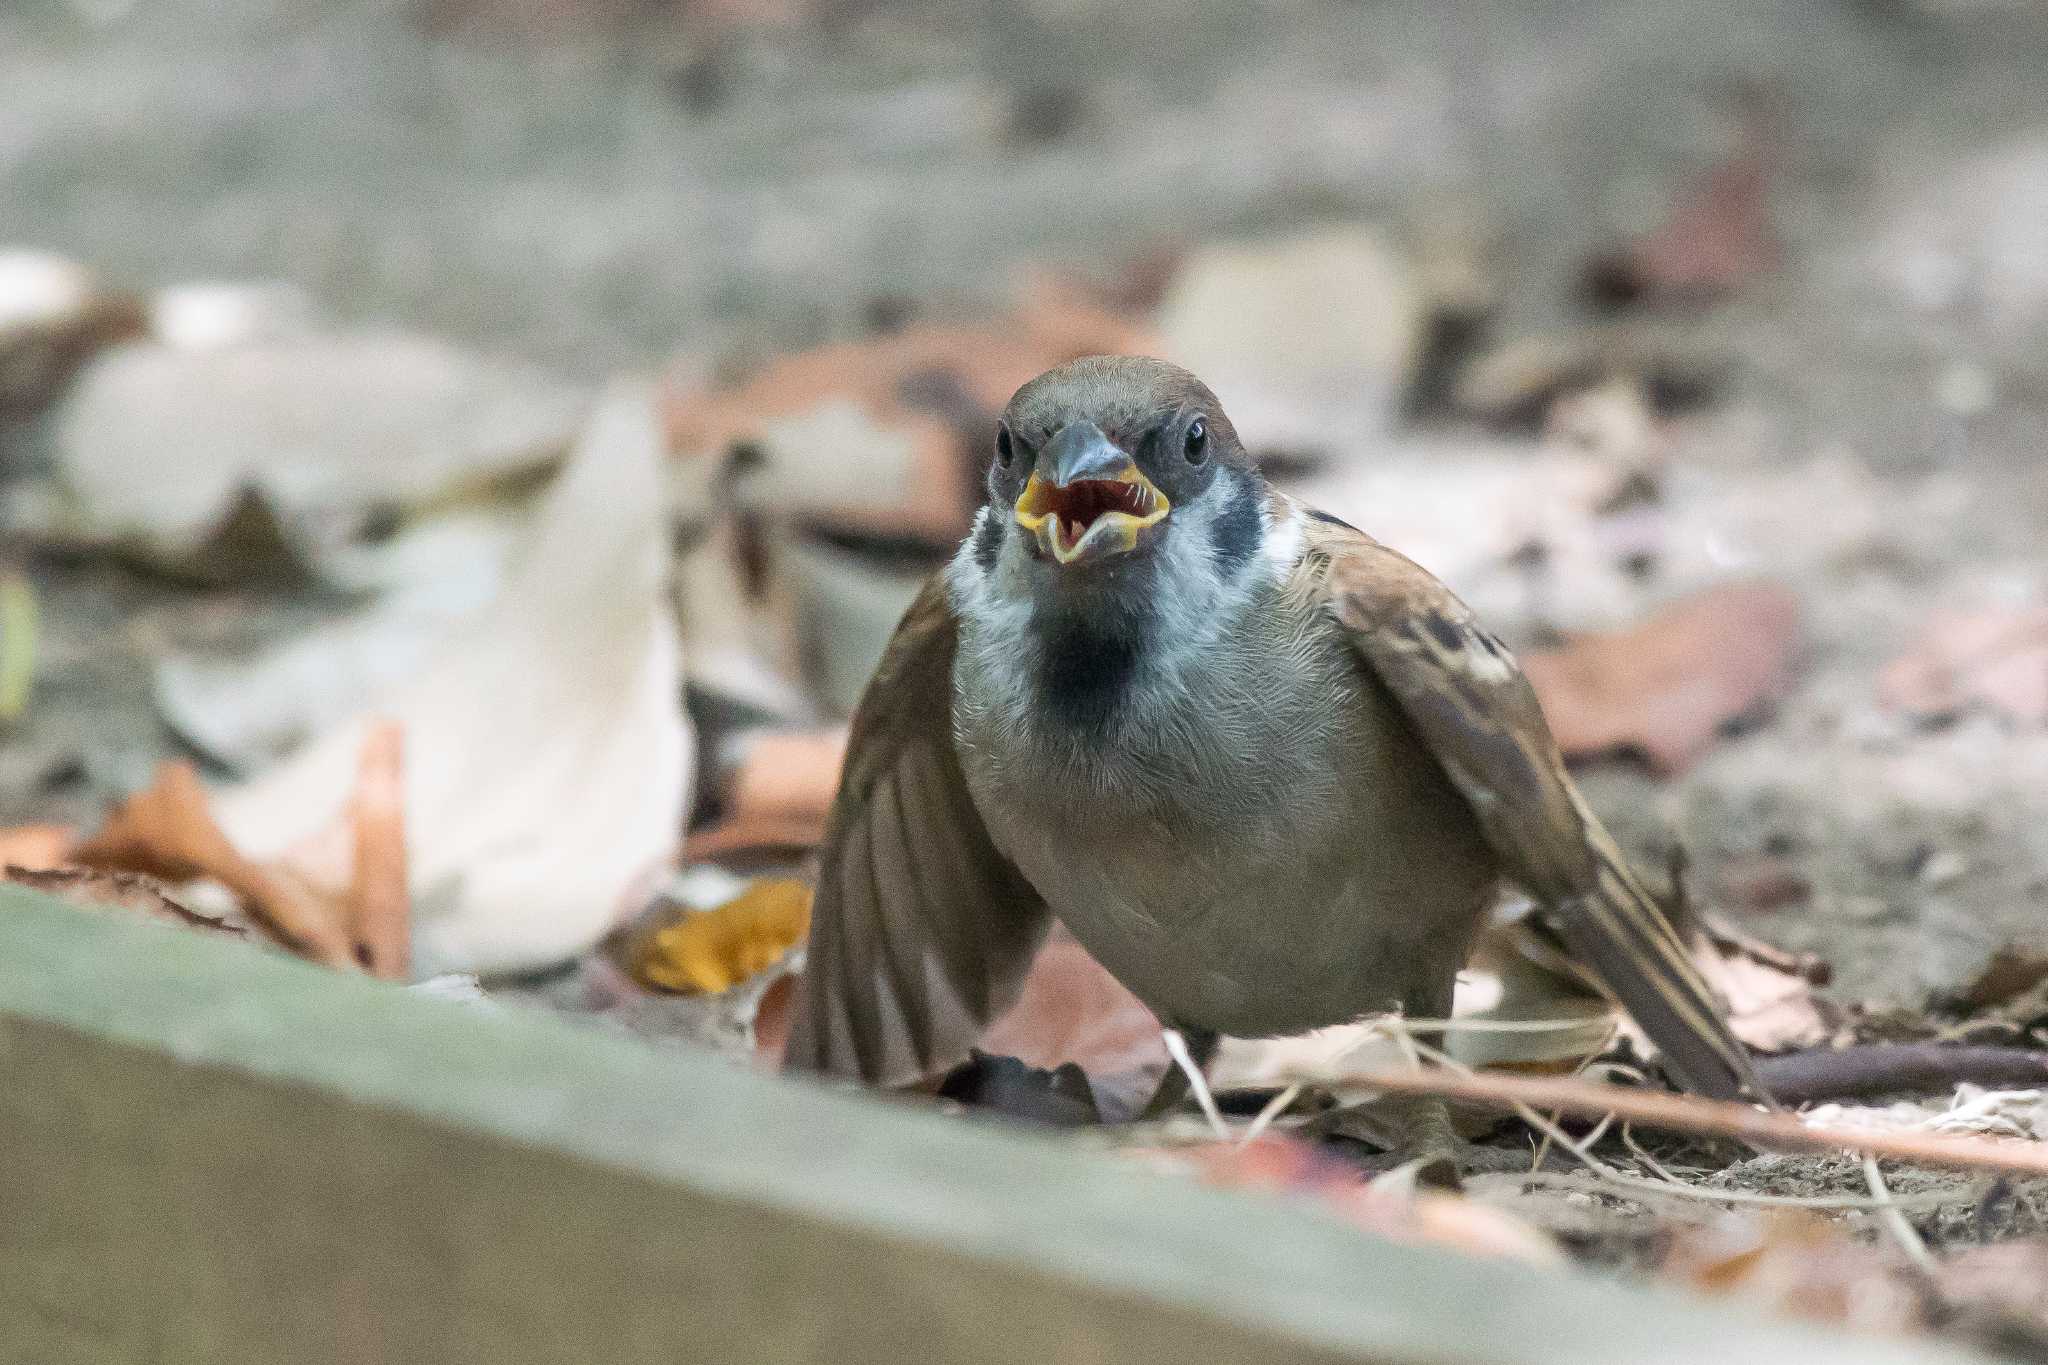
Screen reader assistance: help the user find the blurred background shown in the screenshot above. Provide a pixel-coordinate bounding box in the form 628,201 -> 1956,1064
7,0 -> 2048,1076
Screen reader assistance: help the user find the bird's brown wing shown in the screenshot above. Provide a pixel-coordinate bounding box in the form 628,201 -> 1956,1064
1302,511 -> 1766,1101
782,574 -> 1051,1088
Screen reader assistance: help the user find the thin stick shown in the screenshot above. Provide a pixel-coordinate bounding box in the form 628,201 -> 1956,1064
1163,1028 -> 1229,1141
1485,1169 -> 1973,1213
1863,1155 -> 1937,1274
1351,1065 -> 2048,1178
349,720 -> 409,980
1238,1083 -> 1302,1148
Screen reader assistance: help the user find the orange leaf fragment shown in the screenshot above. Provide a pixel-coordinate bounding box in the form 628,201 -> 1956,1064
633,878 -> 811,995
349,719 -> 409,980
77,760 -> 356,967
0,823 -> 77,872
1139,1134 -> 1561,1267
1660,1211 -> 1928,1334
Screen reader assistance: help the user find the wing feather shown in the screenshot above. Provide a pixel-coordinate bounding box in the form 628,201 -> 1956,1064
783,575 -> 1051,1087
1301,511 -> 1767,1102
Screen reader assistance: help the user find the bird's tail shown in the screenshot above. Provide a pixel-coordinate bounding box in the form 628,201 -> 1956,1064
1542,824 -> 1769,1104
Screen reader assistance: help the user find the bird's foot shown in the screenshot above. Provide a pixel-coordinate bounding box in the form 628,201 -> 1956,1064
1316,1094 -> 1470,1191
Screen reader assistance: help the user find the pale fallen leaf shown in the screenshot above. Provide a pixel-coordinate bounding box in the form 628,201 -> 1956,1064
723,728 -> 847,825
148,280 -> 318,352
630,878 -> 811,995
1520,581 -> 1800,774
153,512 -> 522,771
1690,909 -> 1833,1055
1209,936 -> 1612,1121
1802,1084 -> 2048,1142
35,331 -> 586,581
349,721 -> 410,981
1693,940 -> 1832,1053
210,379 -> 692,978
1879,606 -> 2048,725
1155,226 -> 1425,450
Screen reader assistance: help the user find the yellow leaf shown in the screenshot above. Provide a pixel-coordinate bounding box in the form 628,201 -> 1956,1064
635,879 -> 811,995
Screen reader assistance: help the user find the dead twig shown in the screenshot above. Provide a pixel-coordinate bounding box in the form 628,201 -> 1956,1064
1754,1044 -> 2048,1105
1352,1065 -> 2048,1178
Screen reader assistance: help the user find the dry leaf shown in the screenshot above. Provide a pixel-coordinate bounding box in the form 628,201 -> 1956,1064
1659,1212 -> 1928,1335
1959,944 -> 2048,1011
980,929 -> 1166,1098
1693,938 -> 1833,1053
752,971 -> 797,1066
631,878 -> 811,995
1135,1134 -> 1560,1267
1585,115 -> 1779,306
725,728 -> 846,824
1879,606 -> 2048,725
687,726 -> 847,860
1520,581 -> 1800,774
0,249 -> 147,415
0,823 -> 77,871
666,284 -> 1151,545
1934,1241 -> 2048,1336
209,379 -> 691,978
77,760 -> 355,965
3,864 -> 239,934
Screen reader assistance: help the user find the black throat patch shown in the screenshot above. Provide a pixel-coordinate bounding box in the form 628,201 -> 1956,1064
1034,608 -> 1145,733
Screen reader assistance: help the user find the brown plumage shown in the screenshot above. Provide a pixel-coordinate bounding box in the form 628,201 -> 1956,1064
785,356 -> 1763,1111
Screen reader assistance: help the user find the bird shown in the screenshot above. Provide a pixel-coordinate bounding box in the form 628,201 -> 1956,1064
783,355 -> 1764,1156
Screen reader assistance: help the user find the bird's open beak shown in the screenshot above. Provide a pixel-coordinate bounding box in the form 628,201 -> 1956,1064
1012,420 -> 1170,565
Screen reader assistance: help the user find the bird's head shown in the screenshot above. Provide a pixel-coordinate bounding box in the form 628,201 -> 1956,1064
972,356 -> 1265,604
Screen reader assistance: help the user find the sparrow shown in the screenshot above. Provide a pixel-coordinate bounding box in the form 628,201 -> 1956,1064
784,355 -> 1764,1140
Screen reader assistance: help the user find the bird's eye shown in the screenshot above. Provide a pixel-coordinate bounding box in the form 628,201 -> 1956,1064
1183,416 -> 1208,464
995,423 -> 1015,467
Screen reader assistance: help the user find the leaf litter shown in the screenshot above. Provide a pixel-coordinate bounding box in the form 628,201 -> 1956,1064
10,173 -> 2048,1352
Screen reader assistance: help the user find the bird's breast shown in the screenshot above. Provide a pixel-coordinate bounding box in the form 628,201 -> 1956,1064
952,590 -> 1496,1037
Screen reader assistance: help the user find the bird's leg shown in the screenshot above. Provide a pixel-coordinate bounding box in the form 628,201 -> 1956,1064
1378,969 -> 1467,1190
1140,1026 -> 1222,1132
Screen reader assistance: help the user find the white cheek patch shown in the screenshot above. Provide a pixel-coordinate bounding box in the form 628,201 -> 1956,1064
1263,499 -> 1306,574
